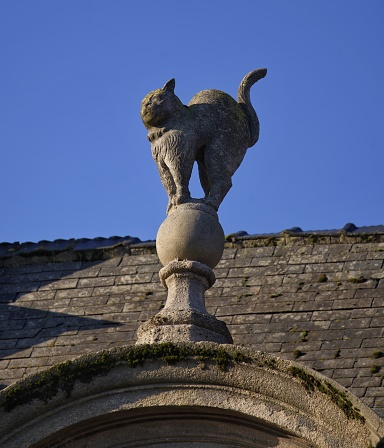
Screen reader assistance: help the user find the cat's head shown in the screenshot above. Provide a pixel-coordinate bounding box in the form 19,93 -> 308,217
140,79 -> 184,128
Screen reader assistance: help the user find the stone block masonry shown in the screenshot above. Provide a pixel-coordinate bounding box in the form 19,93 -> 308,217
0,232 -> 384,418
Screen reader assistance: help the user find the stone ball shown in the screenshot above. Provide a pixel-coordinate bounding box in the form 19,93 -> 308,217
156,203 -> 225,269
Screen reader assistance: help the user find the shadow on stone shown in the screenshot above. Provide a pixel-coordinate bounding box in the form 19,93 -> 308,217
0,304 -> 120,363
0,259 -> 122,375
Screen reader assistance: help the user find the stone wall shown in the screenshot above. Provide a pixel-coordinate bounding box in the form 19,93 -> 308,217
0,231 -> 383,417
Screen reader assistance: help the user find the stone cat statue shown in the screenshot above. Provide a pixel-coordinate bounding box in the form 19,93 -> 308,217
140,68 -> 267,213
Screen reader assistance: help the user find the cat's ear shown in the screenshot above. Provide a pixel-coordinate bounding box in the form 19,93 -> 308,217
162,78 -> 175,93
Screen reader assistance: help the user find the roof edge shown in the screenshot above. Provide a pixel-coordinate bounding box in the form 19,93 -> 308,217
1,224 -> 384,264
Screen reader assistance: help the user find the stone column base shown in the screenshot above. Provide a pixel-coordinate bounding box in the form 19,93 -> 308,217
136,309 -> 233,344
136,260 -> 233,345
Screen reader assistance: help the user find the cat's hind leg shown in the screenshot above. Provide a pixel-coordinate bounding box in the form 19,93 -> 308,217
197,156 -> 211,197
202,147 -> 233,210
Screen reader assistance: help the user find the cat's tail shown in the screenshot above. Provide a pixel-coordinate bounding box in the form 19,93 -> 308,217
237,68 -> 267,147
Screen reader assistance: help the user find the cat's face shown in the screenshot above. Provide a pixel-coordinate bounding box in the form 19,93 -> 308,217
140,79 -> 180,127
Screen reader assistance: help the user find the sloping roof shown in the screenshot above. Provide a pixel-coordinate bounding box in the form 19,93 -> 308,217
0,225 -> 383,419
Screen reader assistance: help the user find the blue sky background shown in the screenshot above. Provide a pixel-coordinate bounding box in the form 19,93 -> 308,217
1,1 -> 383,244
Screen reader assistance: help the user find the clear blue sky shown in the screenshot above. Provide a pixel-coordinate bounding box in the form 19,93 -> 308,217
1,1 -> 383,244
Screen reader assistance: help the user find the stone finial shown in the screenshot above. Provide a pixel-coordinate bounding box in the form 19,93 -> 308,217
137,70 -> 267,345
136,203 -> 232,344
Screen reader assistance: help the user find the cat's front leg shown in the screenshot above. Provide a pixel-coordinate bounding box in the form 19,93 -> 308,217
165,139 -> 195,206
153,151 -> 177,211
172,172 -> 192,205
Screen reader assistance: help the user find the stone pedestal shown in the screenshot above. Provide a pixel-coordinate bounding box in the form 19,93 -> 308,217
136,203 -> 233,345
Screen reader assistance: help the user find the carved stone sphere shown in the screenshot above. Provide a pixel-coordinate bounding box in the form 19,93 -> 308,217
156,203 -> 225,269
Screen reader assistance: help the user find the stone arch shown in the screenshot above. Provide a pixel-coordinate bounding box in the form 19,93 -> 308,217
30,407 -> 312,448
0,343 -> 383,448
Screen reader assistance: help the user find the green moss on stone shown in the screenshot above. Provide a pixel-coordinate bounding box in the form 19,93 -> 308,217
308,235 -> 320,244
347,275 -> 366,284
265,237 -> 278,247
300,330 -> 308,342
1,343 -> 257,412
317,273 -> 327,283
125,343 -> 253,372
293,349 -> 303,359
370,365 -> 380,374
3,351 -> 116,412
242,276 -> 250,286
289,366 -> 365,423
270,293 -> 282,298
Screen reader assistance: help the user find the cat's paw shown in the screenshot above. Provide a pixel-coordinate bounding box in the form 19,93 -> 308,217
202,197 -> 219,211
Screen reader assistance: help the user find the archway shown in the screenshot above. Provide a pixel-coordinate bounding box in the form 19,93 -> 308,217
0,343 -> 382,448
